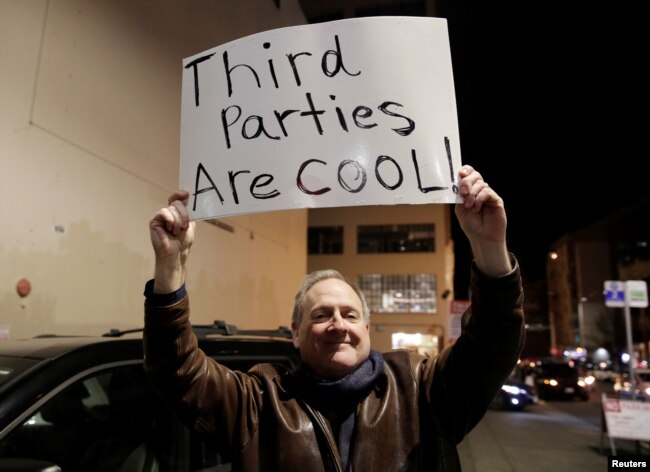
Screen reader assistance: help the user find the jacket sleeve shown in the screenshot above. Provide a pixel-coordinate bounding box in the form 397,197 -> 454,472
143,296 -> 262,452
425,254 -> 525,444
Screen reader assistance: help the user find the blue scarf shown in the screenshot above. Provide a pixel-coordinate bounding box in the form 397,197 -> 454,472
298,350 -> 385,471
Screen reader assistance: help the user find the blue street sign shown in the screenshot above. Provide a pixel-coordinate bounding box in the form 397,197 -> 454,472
604,280 -> 625,307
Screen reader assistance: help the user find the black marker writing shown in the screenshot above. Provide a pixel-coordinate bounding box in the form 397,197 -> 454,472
193,162 -> 224,210
297,159 -> 330,195
214,35 -> 361,99
375,155 -> 403,190
192,141 -> 452,210
338,160 -> 367,193
322,35 -> 361,78
193,163 -> 281,209
220,93 -> 415,149
378,102 -> 415,136
412,149 -> 448,193
444,137 -> 458,194
185,53 -> 216,107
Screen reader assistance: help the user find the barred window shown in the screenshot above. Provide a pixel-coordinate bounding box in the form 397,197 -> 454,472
308,226 -> 343,254
357,224 -> 434,253
358,274 -> 436,313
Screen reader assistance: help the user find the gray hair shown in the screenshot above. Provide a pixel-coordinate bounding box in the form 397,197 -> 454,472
291,269 -> 370,327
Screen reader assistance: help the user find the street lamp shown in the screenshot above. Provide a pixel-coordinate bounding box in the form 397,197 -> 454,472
547,251 -> 559,353
578,296 -> 588,348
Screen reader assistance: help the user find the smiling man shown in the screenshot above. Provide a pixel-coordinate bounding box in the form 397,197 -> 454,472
292,272 -> 372,379
144,165 -> 525,471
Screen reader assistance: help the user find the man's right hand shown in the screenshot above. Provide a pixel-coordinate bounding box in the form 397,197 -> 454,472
149,190 -> 195,293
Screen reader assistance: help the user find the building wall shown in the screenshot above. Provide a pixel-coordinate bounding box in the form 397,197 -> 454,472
547,240 -> 615,352
528,143 -> 650,363
574,241 -> 613,349
547,244 -> 575,350
308,203 -> 454,353
574,241 -> 611,302
0,0 -> 308,338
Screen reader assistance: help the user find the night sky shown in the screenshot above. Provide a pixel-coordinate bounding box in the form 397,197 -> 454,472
441,1 -> 647,294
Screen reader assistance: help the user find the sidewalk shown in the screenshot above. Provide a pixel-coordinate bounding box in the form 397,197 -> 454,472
458,403 -> 608,471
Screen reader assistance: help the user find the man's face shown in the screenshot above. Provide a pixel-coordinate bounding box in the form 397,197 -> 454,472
292,278 -> 371,380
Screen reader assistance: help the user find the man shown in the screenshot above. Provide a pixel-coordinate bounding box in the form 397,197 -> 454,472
144,165 -> 524,471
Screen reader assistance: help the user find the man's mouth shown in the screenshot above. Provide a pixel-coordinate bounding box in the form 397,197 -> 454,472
324,340 -> 351,346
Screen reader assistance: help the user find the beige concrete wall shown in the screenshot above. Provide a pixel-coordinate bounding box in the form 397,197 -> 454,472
307,204 -> 455,352
0,0 -> 307,338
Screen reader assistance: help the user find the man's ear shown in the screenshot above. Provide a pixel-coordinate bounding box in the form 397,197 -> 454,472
291,322 -> 300,349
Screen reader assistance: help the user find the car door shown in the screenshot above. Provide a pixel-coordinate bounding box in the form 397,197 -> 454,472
0,362 -> 232,471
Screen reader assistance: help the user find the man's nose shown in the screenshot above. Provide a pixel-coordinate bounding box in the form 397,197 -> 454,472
329,311 -> 347,330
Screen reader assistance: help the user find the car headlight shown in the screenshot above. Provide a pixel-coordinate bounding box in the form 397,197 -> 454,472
502,385 -> 527,395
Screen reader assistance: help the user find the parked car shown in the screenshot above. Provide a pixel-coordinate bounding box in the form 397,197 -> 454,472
0,321 -> 300,472
490,377 -> 538,411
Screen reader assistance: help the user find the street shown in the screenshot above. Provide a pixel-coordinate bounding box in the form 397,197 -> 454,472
458,382 -> 649,471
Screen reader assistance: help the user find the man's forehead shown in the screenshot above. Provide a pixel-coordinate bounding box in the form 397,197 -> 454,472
305,278 -> 361,305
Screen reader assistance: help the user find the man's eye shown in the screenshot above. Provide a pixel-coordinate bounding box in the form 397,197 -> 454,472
344,312 -> 360,320
312,312 -> 330,321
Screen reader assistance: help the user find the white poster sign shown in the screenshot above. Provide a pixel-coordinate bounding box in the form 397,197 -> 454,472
602,397 -> 650,441
180,16 -> 462,219
447,300 -> 470,345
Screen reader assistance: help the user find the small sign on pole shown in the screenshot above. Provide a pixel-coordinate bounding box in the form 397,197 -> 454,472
604,280 -> 625,307
626,280 -> 648,308
604,279 -> 648,395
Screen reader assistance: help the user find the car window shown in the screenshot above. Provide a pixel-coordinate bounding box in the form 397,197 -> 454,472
0,357 -> 40,389
0,364 -> 233,471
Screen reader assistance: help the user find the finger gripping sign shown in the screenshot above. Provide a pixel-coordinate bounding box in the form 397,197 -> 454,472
180,16 -> 463,220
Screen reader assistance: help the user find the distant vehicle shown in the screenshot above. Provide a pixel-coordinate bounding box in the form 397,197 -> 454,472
490,377 -> 538,411
638,368 -> 650,398
534,360 -> 589,401
571,357 -> 616,384
614,368 -> 650,400
588,367 -> 619,383
0,321 -> 300,472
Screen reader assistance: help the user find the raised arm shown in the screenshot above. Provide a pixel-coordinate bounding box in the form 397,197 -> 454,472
455,165 -> 511,277
149,190 -> 195,293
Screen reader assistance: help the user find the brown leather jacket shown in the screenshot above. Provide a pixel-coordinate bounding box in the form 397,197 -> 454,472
144,262 -> 524,471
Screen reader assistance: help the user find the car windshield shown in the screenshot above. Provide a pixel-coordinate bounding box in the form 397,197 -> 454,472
638,371 -> 650,382
0,357 -> 40,389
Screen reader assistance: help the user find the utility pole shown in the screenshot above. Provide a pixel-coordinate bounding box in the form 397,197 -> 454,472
605,280 -> 649,397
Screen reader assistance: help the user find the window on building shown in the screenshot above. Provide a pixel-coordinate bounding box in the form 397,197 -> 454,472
391,332 -> 440,358
358,274 -> 436,313
308,226 -> 343,254
357,224 -> 434,253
